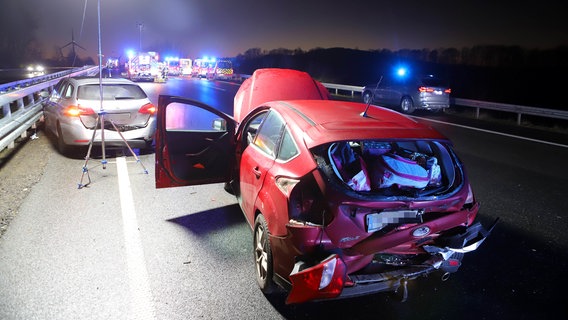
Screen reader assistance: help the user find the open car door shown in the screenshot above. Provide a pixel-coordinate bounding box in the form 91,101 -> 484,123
155,95 -> 236,188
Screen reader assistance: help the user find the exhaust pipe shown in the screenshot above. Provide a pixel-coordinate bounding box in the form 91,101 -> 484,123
441,272 -> 451,281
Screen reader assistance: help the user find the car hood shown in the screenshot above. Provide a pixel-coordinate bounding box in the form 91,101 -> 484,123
233,68 -> 330,124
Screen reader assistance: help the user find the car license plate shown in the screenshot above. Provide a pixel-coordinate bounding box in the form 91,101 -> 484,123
434,90 -> 443,95
366,210 -> 422,232
107,113 -> 131,125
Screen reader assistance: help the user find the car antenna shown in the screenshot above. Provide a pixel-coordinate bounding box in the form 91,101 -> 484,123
361,75 -> 382,118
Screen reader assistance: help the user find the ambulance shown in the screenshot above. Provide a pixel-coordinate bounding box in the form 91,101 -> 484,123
208,60 -> 234,80
128,51 -> 160,82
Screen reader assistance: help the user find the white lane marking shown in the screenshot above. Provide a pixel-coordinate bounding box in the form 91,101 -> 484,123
413,116 -> 568,149
117,157 -> 156,320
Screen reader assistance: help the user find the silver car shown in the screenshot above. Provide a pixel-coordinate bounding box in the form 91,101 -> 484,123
42,77 -> 156,154
362,74 -> 451,114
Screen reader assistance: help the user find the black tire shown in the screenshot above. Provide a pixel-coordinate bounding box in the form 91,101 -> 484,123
56,123 -> 70,155
253,214 -> 276,294
362,91 -> 373,104
400,96 -> 415,114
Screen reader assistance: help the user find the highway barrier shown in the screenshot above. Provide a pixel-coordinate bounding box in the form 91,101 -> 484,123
0,66 -> 98,152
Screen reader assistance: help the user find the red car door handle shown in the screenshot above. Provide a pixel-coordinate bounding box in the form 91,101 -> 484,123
253,166 -> 261,179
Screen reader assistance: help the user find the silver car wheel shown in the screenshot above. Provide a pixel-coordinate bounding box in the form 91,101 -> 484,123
400,97 -> 415,114
253,214 -> 275,294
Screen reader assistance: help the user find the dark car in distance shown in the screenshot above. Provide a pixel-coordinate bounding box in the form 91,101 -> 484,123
362,74 -> 451,114
154,69 -> 495,304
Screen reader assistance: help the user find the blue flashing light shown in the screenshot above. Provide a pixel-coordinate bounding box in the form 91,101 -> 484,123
396,67 -> 407,77
126,50 -> 135,59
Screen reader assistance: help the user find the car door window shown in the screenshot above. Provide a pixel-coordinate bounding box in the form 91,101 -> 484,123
253,110 -> 284,158
242,111 -> 268,148
277,127 -> 299,161
165,102 -> 225,131
62,83 -> 74,99
160,100 -> 235,184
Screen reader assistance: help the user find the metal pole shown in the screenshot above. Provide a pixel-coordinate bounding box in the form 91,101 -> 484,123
138,23 -> 143,51
98,0 -> 106,168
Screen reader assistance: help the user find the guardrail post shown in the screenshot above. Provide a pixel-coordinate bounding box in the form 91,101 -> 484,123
2,103 -> 10,119
475,107 -> 480,119
517,113 -> 522,125
17,98 -> 24,111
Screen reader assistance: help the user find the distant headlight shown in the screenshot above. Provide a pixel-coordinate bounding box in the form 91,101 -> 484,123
27,65 -> 44,72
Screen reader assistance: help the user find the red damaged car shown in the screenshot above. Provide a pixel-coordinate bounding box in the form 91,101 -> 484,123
155,68 -> 496,304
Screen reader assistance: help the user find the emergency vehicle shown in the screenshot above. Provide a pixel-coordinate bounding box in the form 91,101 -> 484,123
191,58 -> 215,78
127,51 -> 160,82
208,59 -> 234,80
165,57 -> 181,76
179,58 -> 192,76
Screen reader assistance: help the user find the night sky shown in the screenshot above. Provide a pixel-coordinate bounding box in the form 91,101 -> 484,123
3,0 -> 567,62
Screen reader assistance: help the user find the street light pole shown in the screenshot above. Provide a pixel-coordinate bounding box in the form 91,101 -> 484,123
137,22 -> 143,51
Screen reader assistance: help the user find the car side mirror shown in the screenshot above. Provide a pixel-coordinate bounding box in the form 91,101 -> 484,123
213,119 -> 227,131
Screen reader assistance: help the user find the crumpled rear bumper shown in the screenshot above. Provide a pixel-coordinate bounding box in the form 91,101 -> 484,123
286,218 -> 499,304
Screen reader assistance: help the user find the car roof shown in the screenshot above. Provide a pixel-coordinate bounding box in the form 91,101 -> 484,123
264,99 -> 448,148
65,76 -> 138,85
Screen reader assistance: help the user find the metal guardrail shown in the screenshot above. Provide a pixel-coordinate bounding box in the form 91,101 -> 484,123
322,83 -> 363,97
0,66 -> 99,152
452,98 -> 568,124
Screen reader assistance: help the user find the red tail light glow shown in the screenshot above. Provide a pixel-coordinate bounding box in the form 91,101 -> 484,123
418,87 -> 452,94
63,105 -> 95,117
418,86 -> 434,93
138,103 -> 156,115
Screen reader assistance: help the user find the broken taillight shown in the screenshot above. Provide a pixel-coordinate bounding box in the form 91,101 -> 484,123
275,176 -> 300,197
465,184 -> 475,205
286,254 -> 346,304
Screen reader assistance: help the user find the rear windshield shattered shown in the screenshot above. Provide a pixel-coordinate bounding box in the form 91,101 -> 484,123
315,140 -> 462,198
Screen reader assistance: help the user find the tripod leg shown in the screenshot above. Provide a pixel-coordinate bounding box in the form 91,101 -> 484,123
78,115 -> 100,189
109,120 -> 149,174
100,112 -> 107,169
